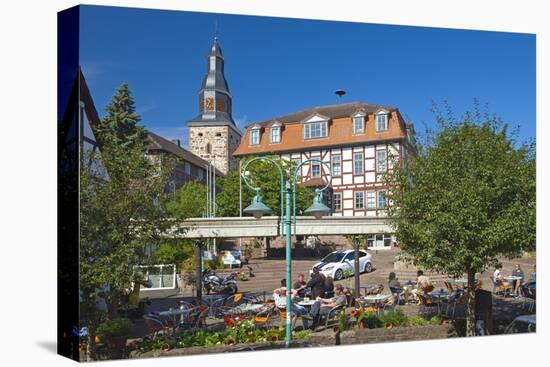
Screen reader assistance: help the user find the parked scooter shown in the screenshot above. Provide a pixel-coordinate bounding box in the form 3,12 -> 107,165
202,269 -> 238,295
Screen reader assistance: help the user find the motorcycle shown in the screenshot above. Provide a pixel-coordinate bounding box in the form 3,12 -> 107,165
202,269 -> 238,295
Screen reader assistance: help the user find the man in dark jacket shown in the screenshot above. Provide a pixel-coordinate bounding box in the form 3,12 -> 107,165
307,267 -> 326,299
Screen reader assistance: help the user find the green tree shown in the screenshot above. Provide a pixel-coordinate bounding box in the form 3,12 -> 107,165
166,180 -> 207,218
99,82 -> 146,147
153,181 -> 208,270
80,93 -> 177,360
385,106 -> 535,336
217,155 -> 315,218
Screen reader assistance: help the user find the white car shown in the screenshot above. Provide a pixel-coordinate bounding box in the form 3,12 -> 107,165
310,249 -> 374,281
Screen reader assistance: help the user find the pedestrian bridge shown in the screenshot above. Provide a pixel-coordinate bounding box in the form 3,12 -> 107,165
170,216 -> 393,239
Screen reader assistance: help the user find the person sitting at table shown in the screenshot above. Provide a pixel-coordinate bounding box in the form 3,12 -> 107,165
522,265 -> 536,297
293,274 -> 307,297
306,267 -> 326,299
273,285 -> 306,311
493,264 -> 512,287
511,264 -> 525,297
388,272 -> 402,294
412,270 -> 433,300
324,276 -> 335,298
303,284 -> 347,330
273,283 -> 309,328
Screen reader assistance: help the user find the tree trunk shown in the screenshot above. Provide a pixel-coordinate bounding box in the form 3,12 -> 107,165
465,268 -> 476,336
106,296 -> 118,320
87,321 -> 97,361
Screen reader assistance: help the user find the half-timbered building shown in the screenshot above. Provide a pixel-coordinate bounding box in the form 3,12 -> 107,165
233,102 -> 416,248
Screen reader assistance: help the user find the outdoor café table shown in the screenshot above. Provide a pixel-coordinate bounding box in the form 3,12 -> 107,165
360,295 -> 390,314
297,299 -> 316,308
504,276 -> 523,282
227,303 -> 265,317
157,308 -> 191,330
428,290 -> 451,315
453,279 -> 478,289
504,275 -> 523,291
360,284 -> 383,296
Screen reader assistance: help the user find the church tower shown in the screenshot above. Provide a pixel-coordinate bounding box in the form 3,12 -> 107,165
187,38 -> 242,174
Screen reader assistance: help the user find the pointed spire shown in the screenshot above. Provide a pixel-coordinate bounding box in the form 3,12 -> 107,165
187,37 -> 235,127
209,36 -> 223,58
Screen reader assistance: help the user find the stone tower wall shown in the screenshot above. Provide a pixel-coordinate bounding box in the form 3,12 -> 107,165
189,126 -> 237,174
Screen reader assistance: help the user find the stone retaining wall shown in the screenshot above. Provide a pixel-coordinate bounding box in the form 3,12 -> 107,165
309,324 -> 454,346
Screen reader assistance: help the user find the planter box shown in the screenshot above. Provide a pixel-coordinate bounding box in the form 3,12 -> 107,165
309,324 -> 454,346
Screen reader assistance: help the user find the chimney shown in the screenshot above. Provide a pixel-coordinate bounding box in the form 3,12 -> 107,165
172,139 -> 181,147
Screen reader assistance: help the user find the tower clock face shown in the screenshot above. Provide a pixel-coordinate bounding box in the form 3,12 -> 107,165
205,97 -> 214,111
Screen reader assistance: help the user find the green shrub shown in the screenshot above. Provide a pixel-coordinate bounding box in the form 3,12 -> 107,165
408,316 -> 428,326
429,315 -> 443,325
358,313 -> 382,329
338,308 -> 351,332
379,309 -> 408,327
97,318 -> 133,339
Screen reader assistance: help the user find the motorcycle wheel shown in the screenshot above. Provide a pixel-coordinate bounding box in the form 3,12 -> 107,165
227,284 -> 238,294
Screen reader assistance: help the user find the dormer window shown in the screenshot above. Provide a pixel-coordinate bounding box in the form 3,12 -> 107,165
304,121 -> 328,139
250,126 -> 261,145
270,123 -> 281,143
352,116 -> 365,134
303,114 -> 329,140
375,110 -> 389,132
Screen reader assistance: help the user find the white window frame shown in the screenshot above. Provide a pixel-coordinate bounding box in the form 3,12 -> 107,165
376,150 -> 387,173
353,152 -> 364,175
168,180 -> 176,194
332,154 -> 342,177
354,191 -> 365,210
311,161 -> 321,178
352,116 -> 365,134
270,126 -> 281,143
366,191 -> 376,209
378,191 -> 388,208
304,121 -> 328,139
333,192 -> 342,212
250,128 -> 260,145
376,114 -> 388,132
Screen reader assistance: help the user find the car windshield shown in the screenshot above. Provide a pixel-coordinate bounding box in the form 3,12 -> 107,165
322,252 -> 346,263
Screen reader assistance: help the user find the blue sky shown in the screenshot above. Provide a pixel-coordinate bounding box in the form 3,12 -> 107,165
80,5 -> 536,147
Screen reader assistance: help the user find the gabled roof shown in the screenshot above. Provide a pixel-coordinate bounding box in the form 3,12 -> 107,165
248,102 -> 396,128
234,101 -> 409,156
146,132 -> 224,176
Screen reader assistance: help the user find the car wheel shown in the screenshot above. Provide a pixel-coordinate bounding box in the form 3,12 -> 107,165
364,262 -> 373,273
334,269 -> 343,281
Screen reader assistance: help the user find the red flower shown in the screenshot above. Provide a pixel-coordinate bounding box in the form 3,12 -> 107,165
224,315 -> 231,323
227,320 -> 234,327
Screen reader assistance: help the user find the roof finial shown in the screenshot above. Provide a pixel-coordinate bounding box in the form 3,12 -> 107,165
214,20 -> 219,40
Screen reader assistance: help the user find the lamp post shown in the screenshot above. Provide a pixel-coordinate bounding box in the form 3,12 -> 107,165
241,157 -> 331,346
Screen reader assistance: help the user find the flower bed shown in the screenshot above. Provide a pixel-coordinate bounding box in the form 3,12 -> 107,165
351,308 -> 447,329
132,315 -> 311,355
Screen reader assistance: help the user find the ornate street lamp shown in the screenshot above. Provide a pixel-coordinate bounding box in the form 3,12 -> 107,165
304,189 -> 331,219
243,190 -> 273,219
241,157 -> 331,346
